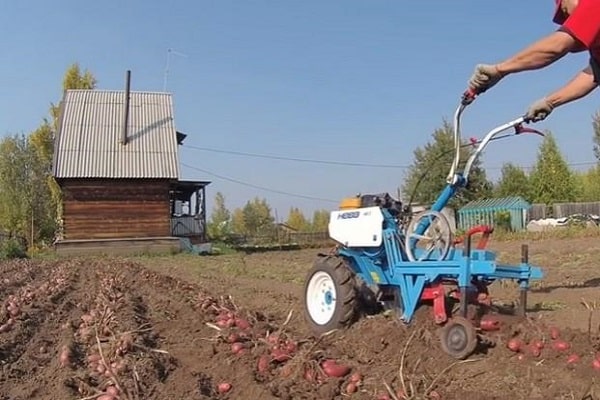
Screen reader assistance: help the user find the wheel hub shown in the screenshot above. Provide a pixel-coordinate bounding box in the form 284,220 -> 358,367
306,271 -> 337,326
447,325 -> 468,352
439,317 -> 478,359
405,210 -> 453,262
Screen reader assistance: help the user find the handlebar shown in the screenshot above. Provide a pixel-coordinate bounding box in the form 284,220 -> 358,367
461,88 -> 478,106
447,89 -> 544,184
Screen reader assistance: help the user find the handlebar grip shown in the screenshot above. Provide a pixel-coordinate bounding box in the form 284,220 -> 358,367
461,88 -> 478,105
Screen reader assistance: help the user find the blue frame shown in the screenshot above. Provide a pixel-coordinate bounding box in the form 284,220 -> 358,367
336,173 -> 544,323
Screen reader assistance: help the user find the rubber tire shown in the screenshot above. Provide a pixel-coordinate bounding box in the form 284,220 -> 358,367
303,255 -> 357,336
438,316 -> 478,360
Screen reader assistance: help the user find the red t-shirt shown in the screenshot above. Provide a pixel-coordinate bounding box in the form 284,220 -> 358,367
559,0 -> 600,81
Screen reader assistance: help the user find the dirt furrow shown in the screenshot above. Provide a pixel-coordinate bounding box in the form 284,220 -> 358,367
0,255 -> 600,399
130,266 -> 279,399
0,260 -> 81,399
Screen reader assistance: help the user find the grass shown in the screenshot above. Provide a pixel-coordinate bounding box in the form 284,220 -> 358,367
19,226 -> 600,296
489,225 -> 600,242
132,251 -> 312,284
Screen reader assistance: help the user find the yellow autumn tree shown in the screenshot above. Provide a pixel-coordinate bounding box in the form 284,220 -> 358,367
286,207 -> 309,231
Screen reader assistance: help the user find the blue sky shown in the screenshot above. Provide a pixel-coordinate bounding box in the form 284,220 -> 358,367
1,1 -> 598,220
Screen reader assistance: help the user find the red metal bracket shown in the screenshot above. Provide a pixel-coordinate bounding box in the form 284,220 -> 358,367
454,224 -> 494,250
421,282 -> 448,324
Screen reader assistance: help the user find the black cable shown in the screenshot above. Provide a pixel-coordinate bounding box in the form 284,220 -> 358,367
180,162 -> 339,203
184,144 -> 410,169
183,144 -> 597,171
182,134 -> 595,209
406,133 -> 524,209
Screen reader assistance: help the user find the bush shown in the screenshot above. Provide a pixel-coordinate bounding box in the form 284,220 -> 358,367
0,237 -> 27,260
495,211 -> 512,232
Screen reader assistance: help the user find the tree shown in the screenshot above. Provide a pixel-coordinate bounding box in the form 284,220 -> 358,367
242,197 -> 275,236
286,207 -> 309,231
401,119 -> 492,208
573,166 -> 600,202
28,63 -> 97,246
230,208 -> 246,235
494,163 -> 531,202
0,134 -> 33,238
311,209 -> 330,232
207,192 -> 231,241
528,132 -> 577,206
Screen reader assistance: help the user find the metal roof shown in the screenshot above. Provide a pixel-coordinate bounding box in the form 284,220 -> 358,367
52,89 -> 180,179
458,196 -> 531,212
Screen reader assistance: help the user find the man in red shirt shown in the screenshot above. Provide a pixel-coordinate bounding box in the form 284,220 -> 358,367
468,0 -> 600,122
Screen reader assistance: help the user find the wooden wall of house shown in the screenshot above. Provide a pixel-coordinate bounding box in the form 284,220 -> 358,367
59,179 -> 171,240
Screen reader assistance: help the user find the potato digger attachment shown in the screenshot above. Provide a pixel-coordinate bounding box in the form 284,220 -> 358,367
302,90 -> 545,360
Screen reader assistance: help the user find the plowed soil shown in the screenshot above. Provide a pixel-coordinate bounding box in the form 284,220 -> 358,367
2,235 -> 600,399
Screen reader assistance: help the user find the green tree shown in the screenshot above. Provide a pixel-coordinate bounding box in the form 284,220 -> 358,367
28,63 -> 97,246
286,207 -> 310,231
402,119 -> 492,208
573,166 -> 600,202
529,132 -> 577,206
230,208 -> 246,235
242,197 -> 275,236
311,209 -> 330,232
207,192 -> 231,241
494,163 -> 531,201
0,134 -> 35,240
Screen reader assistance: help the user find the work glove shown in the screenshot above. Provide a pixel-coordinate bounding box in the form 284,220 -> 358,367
468,64 -> 505,94
525,98 -> 554,122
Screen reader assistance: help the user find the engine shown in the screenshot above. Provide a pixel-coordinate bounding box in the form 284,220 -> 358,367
328,192 -> 405,248
357,193 -> 404,216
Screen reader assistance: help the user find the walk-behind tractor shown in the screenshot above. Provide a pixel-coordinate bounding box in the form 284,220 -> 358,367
302,90 -> 545,360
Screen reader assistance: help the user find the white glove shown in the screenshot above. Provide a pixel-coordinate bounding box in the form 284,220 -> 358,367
468,64 -> 505,94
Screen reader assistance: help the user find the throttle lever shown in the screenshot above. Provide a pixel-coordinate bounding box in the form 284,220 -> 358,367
514,124 -> 545,136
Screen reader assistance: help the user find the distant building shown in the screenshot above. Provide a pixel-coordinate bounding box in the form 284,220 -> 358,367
457,196 -> 531,231
51,73 -> 210,255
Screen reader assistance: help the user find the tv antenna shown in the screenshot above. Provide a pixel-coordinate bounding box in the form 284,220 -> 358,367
163,48 -> 188,92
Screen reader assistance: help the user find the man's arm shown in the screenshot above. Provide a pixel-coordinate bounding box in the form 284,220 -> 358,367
547,64 -> 598,107
524,63 -> 597,122
495,31 -> 578,75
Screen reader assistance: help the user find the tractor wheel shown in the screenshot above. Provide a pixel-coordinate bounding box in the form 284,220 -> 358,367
303,255 -> 357,335
438,316 -> 478,360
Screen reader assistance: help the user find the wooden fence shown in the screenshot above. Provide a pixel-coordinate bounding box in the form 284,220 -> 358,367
529,202 -> 600,220
222,201 -> 600,249
225,231 -> 332,249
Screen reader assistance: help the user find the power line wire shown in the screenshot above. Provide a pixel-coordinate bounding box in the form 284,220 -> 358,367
183,144 -> 598,170
184,144 -> 411,169
180,162 -> 339,203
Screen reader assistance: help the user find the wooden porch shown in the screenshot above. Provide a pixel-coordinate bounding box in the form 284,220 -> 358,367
170,180 -> 210,243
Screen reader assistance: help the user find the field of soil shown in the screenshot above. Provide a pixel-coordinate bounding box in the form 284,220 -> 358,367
1,235 -> 600,399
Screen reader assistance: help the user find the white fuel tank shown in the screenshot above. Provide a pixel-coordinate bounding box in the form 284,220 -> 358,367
328,206 -> 384,247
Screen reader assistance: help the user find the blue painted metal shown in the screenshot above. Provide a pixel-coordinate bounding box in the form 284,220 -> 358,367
336,173 -> 543,324
413,178 -> 461,237
325,291 -> 333,305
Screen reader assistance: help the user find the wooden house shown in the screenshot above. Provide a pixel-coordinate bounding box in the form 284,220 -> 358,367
51,71 -> 210,255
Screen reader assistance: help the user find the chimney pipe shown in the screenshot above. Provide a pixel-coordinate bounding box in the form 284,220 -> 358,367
121,70 -> 131,145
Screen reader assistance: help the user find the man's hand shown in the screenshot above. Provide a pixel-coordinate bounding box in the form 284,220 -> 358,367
525,98 -> 554,122
468,64 -> 505,94
525,64 -> 598,123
